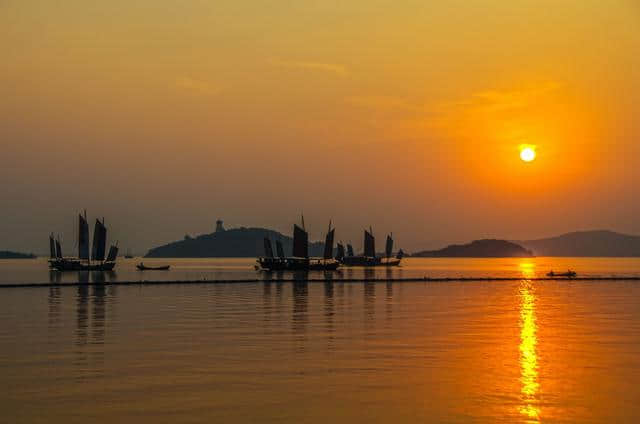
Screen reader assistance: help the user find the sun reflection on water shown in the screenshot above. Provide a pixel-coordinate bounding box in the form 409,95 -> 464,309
519,261 -> 536,280
519,280 -> 540,421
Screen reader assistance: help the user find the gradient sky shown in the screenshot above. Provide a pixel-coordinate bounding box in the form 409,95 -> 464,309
2,0 -> 639,254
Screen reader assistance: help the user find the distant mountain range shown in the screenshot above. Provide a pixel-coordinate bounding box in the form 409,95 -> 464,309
412,239 -> 533,258
518,230 -> 640,257
145,227 -> 326,258
145,227 -> 640,258
0,250 -> 36,259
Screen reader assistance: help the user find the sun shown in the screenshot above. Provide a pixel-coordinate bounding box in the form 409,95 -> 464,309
520,145 -> 536,162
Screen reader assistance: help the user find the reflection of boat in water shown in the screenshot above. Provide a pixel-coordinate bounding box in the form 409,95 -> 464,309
136,263 -> 170,271
340,228 -> 403,267
257,218 -> 340,271
547,270 -> 577,278
49,211 -> 118,272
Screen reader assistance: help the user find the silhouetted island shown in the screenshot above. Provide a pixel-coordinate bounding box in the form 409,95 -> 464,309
518,230 -> 640,257
0,251 -> 36,259
145,226 -> 326,258
412,239 -> 533,258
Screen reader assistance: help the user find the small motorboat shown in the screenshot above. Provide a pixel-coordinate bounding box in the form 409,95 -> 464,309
136,262 -> 170,271
547,270 -> 577,278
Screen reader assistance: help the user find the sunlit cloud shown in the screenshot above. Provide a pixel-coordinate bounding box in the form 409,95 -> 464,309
175,77 -> 222,96
468,82 -> 563,113
269,58 -> 349,77
343,82 -> 564,140
420,81 -> 564,133
345,95 -> 417,112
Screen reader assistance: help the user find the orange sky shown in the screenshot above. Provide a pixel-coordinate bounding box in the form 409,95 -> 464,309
1,0 -> 639,253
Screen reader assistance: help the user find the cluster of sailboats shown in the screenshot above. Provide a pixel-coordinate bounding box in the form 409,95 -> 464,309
48,211 -> 118,271
257,218 -> 404,271
49,213 -> 404,273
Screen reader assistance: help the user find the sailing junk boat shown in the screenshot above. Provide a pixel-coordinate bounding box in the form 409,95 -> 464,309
340,228 -> 402,267
48,233 -> 64,268
346,243 -> 355,257
48,211 -> 118,271
257,218 -> 340,271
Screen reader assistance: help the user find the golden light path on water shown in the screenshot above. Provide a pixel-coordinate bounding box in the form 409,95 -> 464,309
519,260 -> 540,421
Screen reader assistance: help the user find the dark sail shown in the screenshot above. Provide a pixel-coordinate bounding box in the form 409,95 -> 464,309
347,244 -> 354,257
275,240 -> 285,258
91,220 -> 99,260
323,228 -> 335,260
292,224 -> 308,258
99,221 -> 107,260
91,219 -> 107,262
49,234 -> 56,259
364,230 -> 376,257
263,237 -> 274,258
385,234 -> 393,258
106,245 -> 119,262
55,238 -> 62,259
336,243 -> 345,261
78,213 -> 90,260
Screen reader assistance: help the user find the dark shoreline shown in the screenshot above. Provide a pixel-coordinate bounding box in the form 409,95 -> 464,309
2,276 -> 640,289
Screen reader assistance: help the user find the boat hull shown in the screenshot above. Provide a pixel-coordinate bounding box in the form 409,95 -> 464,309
257,257 -> 340,271
49,258 -> 116,271
137,264 -> 170,271
340,256 -> 401,267
547,271 -> 577,278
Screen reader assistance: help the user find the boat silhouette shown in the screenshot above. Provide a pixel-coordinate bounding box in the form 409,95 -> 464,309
49,211 -> 118,271
547,270 -> 577,278
136,262 -> 170,271
340,228 -> 403,267
257,217 -> 340,271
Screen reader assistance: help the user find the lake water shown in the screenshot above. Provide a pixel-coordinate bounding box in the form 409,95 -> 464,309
3,257 -> 640,285
1,258 -> 640,422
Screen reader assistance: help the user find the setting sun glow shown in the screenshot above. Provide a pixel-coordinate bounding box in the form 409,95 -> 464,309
520,146 -> 537,163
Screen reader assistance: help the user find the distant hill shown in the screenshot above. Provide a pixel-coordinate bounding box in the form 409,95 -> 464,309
145,227 -> 326,258
412,239 -> 533,258
519,230 -> 640,257
0,251 -> 36,259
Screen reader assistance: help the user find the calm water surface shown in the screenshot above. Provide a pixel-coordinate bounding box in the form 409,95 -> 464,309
1,258 -> 640,423
2,257 -> 640,285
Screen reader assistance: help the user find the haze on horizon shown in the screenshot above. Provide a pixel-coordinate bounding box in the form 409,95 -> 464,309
1,0 -> 639,254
